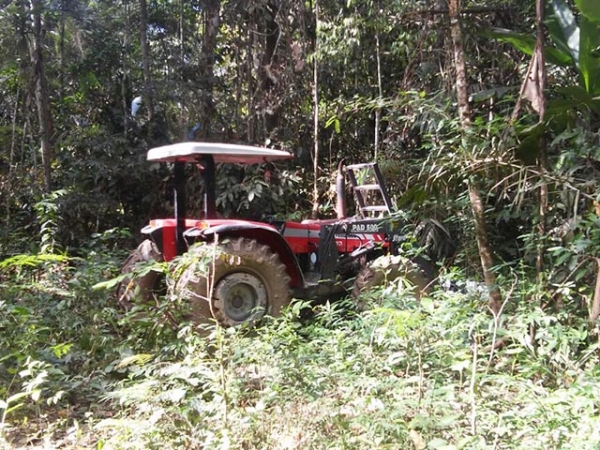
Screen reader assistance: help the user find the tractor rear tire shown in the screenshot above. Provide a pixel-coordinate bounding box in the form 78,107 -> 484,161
352,254 -> 433,300
176,238 -> 292,327
116,239 -> 163,308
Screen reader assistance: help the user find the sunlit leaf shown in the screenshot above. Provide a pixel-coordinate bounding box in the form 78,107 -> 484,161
116,353 -> 155,369
7,391 -> 30,404
578,15 -> 600,94
548,0 -> 580,64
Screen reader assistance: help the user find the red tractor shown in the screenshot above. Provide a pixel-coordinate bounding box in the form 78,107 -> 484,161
117,141 -> 431,327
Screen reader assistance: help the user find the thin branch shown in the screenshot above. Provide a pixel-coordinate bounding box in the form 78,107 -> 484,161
486,274 -> 517,371
590,258 -> 600,325
402,7 -> 510,18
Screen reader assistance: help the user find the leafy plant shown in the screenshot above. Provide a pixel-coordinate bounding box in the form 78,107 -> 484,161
33,190 -> 68,255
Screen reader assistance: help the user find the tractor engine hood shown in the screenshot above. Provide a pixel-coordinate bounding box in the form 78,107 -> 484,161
183,219 -> 279,238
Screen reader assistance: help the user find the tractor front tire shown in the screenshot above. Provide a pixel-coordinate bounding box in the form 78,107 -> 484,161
116,239 -> 163,308
176,238 -> 292,327
353,254 -> 433,300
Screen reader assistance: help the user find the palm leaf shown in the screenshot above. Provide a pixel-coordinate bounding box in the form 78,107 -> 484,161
484,28 -> 572,67
578,15 -> 600,94
575,0 -> 600,23
547,0 -> 581,65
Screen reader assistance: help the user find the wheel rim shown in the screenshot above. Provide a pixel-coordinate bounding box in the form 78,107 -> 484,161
213,272 -> 267,325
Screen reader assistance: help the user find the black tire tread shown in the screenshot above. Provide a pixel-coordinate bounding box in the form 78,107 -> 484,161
352,254 -> 432,300
116,239 -> 162,308
176,238 -> 292,327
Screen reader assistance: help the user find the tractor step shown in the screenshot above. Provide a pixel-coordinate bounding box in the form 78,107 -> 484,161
361,205 -> 390,212
353,184 -> 381,191
346,163 -> 375,170
304,272 -> 321,285
345,162 -> 394,218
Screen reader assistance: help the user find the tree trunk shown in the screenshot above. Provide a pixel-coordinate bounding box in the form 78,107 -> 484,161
506,1 -> 547,319
448,0 -> 470,127
122,0 -> 131,137
448,0 -> 502,314
590,258 -> 600,325
533,0 -> 547,284
59,0 -> 65,99
259,0 -> 281,135
468,182 -> 503,314
200,0 -> 221,138
246,22 -> 255,142
139,0 -> 153,121
311,0 -> 320,219
374,32 -> 382,160
30,0 -> 53,192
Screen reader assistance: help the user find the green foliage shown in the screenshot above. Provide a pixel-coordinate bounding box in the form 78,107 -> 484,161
213,165 -> 304,219
0,253 -> 69,271
575,0 -> 600,22
33,190 -> 68,254
2,0 -> 600,446
80,277 -> 600,449
0,228 -> 599,449
0,232 -> 132,443
0,358 -> 66,436
483,28 -> 572,66
490,0 -> 600,122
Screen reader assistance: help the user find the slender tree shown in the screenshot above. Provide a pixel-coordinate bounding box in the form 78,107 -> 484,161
199,0 -> 220,136
374,31 -> 382,160
448,0 -> 502,315
533,0 -> 548,284
508,0 -> 548,308
311,0 -> 320,219
122,0 -> 132,137
139,0 -> 153,121
259,0 -> 281,134
29,0 -> 53,192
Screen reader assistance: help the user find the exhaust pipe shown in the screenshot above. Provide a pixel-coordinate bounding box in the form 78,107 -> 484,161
336,159 -> 346,219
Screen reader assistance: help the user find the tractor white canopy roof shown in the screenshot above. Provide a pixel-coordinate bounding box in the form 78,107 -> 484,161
147,142 -> 293,164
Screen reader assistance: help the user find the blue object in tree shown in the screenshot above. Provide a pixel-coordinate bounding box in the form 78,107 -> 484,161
131,96 -> 143,116
186,123 -> 201,141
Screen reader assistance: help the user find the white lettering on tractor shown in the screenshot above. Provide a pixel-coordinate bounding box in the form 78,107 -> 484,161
349,223 -> 379,233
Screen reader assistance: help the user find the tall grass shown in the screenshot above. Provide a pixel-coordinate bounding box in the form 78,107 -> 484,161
1,248 -> 599,449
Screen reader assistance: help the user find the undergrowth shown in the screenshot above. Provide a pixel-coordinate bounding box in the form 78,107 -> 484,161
1,245 -> 600,449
